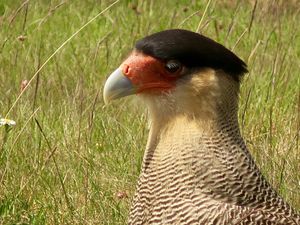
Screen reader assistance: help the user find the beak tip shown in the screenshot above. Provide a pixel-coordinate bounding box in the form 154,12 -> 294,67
103,93 -> 110,105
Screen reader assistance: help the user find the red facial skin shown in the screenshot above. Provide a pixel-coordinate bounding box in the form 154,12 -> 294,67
120,52 -> 181,94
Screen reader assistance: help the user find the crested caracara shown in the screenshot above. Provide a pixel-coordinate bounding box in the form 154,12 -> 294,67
103,29 -> 300,224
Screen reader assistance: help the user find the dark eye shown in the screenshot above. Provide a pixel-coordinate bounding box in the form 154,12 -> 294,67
165,60 -> 182,73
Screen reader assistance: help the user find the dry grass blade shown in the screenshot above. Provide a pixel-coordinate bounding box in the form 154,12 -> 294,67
196,0 -> 212,33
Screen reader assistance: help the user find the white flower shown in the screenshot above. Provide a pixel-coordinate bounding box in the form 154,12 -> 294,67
0,118 -> 16,126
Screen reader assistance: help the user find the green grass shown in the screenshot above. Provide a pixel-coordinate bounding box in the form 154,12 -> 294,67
0,0 -> 299,224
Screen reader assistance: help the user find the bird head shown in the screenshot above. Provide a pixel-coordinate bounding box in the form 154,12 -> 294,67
103,29 -> 247,121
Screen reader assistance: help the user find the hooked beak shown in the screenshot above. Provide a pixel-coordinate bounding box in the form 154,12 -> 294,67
103,68 -> 136,104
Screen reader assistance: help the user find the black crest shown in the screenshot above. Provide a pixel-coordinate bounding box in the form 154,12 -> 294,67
135,29 -> 248,82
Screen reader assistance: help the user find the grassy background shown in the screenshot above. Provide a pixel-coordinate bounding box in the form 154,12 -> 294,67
0,0 -> 299,224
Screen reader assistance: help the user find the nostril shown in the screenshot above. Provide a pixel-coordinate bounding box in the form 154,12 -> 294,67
123,64 -> 130,75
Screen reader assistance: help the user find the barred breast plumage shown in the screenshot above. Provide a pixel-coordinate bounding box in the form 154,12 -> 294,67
128,113 -> 300,224
103,29 -> 300,224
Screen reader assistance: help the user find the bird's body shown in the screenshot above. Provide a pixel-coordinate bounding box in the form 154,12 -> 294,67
129,70 -> 299,225
103,29 -> 300,224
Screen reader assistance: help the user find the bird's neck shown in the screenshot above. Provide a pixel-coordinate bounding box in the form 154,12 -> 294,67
139,70 -> 260,201
142,82 -> 245,167
144,109 -> 246,170
138,108 -> 261,206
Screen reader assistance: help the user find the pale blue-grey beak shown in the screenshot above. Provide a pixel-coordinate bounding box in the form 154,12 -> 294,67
103,68 -> 136,104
